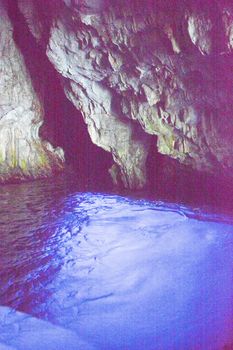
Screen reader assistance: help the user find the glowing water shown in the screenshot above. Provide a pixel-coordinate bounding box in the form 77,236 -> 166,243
0,179 -> 233,349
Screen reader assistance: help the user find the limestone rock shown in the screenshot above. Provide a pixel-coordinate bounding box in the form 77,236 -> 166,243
0,2 -> 64,183
15,0 -> 233,187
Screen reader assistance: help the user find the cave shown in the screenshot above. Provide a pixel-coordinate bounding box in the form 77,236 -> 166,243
1,1 -> 233,349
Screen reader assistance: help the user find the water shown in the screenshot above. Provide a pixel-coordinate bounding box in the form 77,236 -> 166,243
1,175 -> 233,350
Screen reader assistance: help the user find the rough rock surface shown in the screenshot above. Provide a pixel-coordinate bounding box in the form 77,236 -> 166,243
0,1 -> 64,183
7,0 -> 233,187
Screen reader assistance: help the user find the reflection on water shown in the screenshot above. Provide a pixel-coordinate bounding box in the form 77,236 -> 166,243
1,176 -> 233,349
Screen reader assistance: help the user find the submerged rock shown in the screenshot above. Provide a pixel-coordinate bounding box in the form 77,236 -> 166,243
0,1 -> 64,183
0,306 -> 95,350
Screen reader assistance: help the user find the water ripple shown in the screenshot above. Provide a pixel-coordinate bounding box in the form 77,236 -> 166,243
0,180 -> 233,349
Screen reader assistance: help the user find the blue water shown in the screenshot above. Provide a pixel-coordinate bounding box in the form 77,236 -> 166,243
0,177 -> 233,349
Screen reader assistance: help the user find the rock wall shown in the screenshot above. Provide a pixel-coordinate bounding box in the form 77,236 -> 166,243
4,0 -> 233,188
0,1 -> 64,183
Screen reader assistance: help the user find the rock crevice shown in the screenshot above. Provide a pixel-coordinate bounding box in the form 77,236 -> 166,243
0,1 -> 64,182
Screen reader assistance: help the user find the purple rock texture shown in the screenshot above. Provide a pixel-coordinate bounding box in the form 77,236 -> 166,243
2,0 -> 233,188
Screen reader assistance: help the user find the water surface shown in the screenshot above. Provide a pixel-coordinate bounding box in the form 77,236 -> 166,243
0,176 -> 233,349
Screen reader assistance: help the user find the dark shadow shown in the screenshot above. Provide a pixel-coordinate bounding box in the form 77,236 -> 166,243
6,0 -> 113,189
145,136 -> 233,215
